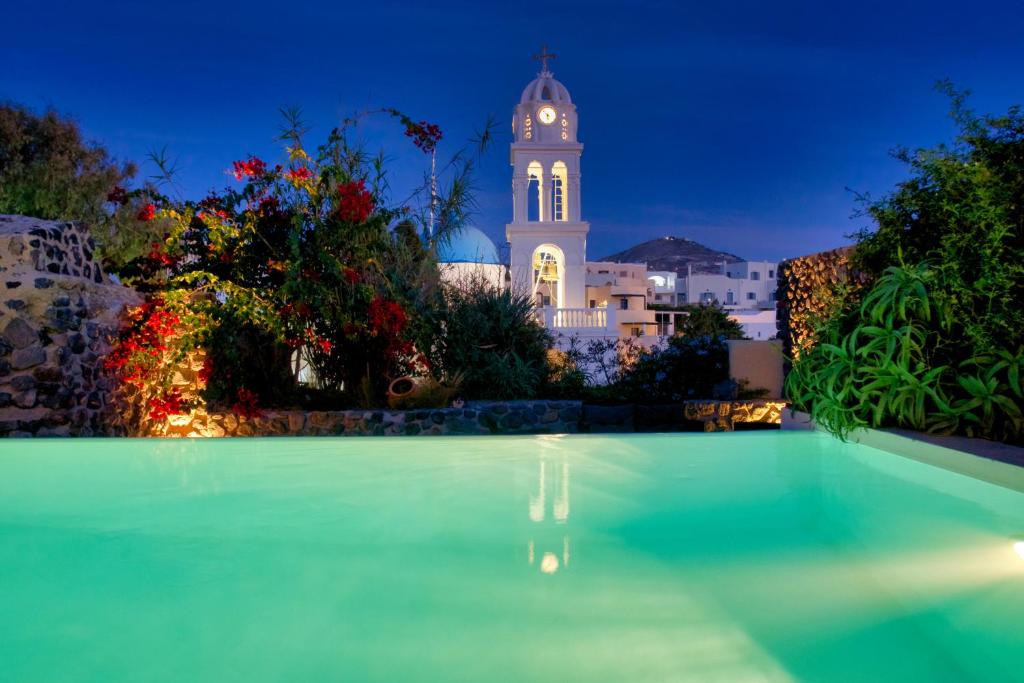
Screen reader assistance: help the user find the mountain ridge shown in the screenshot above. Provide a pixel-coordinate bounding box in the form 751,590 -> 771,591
598,236 -> 743,276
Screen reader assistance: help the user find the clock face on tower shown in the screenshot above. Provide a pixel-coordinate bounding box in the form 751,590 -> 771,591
537,106 -> 557,125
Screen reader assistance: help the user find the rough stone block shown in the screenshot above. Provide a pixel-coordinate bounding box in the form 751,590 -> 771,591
36,425 -> 71,437
11,345 -> 46,370
10,374 -> 36,391
13,389 -> 37,408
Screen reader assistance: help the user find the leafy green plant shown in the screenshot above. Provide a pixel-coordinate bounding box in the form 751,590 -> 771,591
789,85 -> 1023,445
674,303 -> 747,340
786,264 -> 1022,442
105,108 -> 490,415
434,275 -> 552,400
0,102 -> 165,270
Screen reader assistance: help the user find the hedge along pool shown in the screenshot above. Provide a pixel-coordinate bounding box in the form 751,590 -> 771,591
1,432 -> 1022,682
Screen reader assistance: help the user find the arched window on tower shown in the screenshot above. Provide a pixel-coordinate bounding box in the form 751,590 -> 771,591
527,161 -> 543,222
531,244 -> 564,308
551,161 -> 567,222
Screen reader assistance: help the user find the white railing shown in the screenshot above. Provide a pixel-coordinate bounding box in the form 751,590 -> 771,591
539,307 -> 616,330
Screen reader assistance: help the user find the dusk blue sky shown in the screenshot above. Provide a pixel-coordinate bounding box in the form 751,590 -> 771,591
3,0 -> 1023,262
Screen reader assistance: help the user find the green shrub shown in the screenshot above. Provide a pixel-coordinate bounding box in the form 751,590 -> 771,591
786,263 -> 1022,442
618,334 -> 731,402
852,82 -> 1023,353
674,303 -> 747,340
789,84 -> 1024,444
0,103 -> 163,270
548,326 -> 733,404
436,276 -> 551,400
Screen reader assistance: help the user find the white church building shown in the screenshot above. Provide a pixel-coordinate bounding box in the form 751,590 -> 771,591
440,50 -> 777,342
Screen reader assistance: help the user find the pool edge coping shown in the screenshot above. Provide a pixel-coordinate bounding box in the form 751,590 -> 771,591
850,426 -> 1024,494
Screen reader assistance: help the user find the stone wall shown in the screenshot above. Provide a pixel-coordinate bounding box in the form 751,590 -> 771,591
152,401 -> 584,438
0,216 -> 141,436
142,399 -> 785,438
776,247 -> 870,360
683,400 -> 786,432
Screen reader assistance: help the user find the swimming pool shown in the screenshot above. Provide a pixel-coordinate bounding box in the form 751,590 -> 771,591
1,432 -> 1022,682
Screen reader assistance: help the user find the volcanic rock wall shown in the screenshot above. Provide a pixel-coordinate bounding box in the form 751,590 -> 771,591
0,215 -> 141,436
776,246 -> 869,359
149,401 -> 585,437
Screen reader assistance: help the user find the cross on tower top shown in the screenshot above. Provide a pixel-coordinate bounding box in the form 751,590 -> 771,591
533,45 -> 556,74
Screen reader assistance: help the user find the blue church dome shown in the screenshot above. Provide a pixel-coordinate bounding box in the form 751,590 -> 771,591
437,226 -> 501,264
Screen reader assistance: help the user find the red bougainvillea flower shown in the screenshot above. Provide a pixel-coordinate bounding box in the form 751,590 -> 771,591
343,267 -> 361,284
198,355 -> 214,385
137,203 -> 156,222
146,241 -> 176,267
231,156 -> 268,181
232,387 -> 264,419
107,186 -> 128,204
368,296 -> 407,337
197,209 -> 230,222
257,195 -> 280,214
148,389 -> 185,421
404,120 -> 443,154
103,298 -> 183,389
301,327 -> 332,354
285,166 -> 314,183
336,180 -> 374,223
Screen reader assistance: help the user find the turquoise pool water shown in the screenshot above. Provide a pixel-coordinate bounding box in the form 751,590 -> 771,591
1,432 -> 1023,682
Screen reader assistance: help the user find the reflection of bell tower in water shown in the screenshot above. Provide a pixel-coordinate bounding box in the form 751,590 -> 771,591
527,450 -> 571,575
506,46 -> 589,310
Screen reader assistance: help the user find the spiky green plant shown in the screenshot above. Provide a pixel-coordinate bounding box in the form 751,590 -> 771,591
786,263 -> 1022,442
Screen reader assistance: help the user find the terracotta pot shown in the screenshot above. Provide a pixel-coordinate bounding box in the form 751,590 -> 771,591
387,376 -> 422,408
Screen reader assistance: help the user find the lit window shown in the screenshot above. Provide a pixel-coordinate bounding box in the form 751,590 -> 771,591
551,161 -> 567,221
552,174 -> 563,221
527,161 -> 543,222
527,174 -> 540,221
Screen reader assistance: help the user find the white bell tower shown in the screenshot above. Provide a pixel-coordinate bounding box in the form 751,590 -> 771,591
506,47 -> 589,310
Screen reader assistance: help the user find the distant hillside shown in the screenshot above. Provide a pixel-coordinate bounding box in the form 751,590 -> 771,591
598,236 -> 743,276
